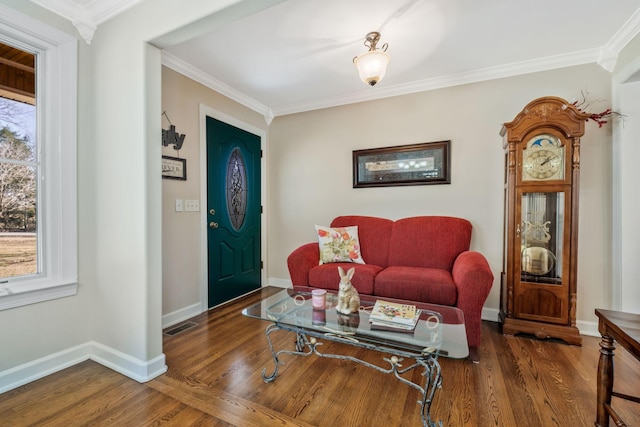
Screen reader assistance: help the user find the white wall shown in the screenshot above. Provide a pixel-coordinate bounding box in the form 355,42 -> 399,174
0,0 -> 271,391
616,81 -> 640,314
74,0 -> 271,375
267,64 -> 613,326
0,0 -> 91,373
613,32 -> 640,314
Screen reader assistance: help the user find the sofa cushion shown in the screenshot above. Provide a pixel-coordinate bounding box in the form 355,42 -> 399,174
387,216 -> 472,271
374,266 -> 458,306
308,263 -> 382,295
331,216 -> 394,268
315,224 -> 365,264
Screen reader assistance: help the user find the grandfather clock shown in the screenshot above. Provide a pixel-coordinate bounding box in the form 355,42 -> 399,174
500,96 -> 589,345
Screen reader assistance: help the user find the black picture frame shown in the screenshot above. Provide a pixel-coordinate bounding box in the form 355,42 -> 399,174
162,155 -> 187,180
353,140 -> 451,188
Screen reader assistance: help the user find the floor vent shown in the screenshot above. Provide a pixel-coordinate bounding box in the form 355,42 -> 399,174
164,321 -> 197,336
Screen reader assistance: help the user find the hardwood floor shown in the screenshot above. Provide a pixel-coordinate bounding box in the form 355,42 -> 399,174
1,287 -> 639,426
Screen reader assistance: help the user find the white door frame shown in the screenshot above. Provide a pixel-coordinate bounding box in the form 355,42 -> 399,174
198,104 -> 267,312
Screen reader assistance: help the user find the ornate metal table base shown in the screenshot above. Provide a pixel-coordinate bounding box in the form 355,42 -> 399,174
261,323 -> 443,427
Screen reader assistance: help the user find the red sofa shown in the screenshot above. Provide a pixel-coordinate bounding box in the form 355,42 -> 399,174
287,215 -> 494,361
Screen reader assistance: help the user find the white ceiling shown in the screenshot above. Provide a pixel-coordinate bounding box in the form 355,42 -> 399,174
32,0 -> 640,120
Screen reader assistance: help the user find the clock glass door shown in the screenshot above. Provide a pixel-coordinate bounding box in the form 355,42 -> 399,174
520,191 -> 563,283
514,190 -> 570,323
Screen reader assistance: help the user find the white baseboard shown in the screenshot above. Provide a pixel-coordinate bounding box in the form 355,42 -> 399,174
161,282 -> 288,329
265,277 -> 291,288
482,307 -> 500,322
0,291 -> 602,396
482,307 -> 599,337
162,302 -> 202,328
0,342 -> 91,394
271,277 -> 502,324
89,341 -> 167,383
576,319 -> 599,337
0,342 -> 167,395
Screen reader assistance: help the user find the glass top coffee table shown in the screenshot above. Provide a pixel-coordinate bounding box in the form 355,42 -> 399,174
242,288 -> 468,427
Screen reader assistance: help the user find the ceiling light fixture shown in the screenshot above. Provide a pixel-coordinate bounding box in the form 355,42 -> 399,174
353,31 -> 390,87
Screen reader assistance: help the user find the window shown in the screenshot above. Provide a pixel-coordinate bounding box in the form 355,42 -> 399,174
0,44 -> 37,280
0,4 -> 78,310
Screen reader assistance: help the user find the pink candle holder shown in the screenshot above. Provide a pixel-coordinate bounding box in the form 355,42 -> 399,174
311,289 -> 327,309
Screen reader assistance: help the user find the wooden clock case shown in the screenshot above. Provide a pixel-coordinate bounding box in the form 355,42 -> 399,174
499,96 -> 590,345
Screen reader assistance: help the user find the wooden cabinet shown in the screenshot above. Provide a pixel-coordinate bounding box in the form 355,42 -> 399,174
500,96 -> 589,345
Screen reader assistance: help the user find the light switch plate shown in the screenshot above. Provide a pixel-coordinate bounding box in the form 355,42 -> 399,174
175,199 -> 183,212
185,199 -> 200,212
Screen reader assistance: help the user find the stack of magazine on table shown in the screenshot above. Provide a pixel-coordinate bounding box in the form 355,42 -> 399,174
369,300 -> 421,332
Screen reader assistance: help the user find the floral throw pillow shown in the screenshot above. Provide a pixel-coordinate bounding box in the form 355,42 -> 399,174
315,225 -> 365,264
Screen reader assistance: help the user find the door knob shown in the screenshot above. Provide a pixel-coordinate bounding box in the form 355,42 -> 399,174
209,222 -> 219,229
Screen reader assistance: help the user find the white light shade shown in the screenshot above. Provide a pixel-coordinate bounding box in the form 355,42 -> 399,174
354,50 -> 390,86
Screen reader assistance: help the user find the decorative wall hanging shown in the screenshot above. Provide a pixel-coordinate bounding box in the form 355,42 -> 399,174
162,155 -> 186,180
162,111 -> 186,150
353,140 -> 451,188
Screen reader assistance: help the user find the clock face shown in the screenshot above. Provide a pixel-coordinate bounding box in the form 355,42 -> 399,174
522,134 -> 564,181
523,149 -> 563,180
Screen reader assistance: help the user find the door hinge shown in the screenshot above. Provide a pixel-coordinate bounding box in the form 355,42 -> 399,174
260,150 -> 263,158
260,205 -> 263,214
260,261 -> 264,269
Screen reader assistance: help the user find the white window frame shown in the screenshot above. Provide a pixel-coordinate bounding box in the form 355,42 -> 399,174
0,4 -> 78,310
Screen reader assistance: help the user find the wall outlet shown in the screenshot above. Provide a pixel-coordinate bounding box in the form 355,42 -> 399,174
175,199 -> 183,212
185,199 -> 200,212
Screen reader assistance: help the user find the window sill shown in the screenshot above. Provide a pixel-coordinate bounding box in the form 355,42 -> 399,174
0,281 -> 78,310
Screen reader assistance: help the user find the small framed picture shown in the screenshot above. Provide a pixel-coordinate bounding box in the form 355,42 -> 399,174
162,155 -> 186,180
353,140 -> 451,188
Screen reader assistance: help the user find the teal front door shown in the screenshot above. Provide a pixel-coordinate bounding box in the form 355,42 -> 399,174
206,117 -> 261,307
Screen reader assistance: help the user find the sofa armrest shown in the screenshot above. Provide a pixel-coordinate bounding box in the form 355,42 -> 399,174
287,242 -> 319,286
451,251 -> 494,349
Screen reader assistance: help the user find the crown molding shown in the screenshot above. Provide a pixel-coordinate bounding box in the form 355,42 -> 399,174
599,7 -> 640,71
161,51 -> 274,125
273,48 -> 602,116
163,47 -> 601,118
30,0 -> 144,44
30,0 -> 636,116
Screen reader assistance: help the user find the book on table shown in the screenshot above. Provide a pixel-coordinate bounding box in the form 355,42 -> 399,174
369,321 -> 417,333
369,299 -> 421,330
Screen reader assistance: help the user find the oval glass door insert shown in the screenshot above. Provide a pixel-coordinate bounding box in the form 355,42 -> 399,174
226,148 -> 247,230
